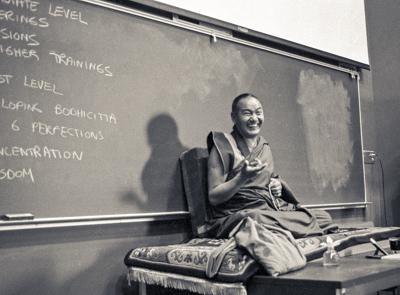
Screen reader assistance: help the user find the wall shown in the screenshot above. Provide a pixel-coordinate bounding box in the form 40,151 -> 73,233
155,0 -> 369,65
0,220 -> 190,295
365,0 -> 400,226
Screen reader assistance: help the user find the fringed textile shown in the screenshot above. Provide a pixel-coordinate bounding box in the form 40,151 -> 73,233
128,267 -> 247,295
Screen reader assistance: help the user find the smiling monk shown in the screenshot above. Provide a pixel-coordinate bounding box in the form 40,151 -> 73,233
205,93 -> 336,239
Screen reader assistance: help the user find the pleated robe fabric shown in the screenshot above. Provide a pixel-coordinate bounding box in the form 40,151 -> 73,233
205,129 -> 336,239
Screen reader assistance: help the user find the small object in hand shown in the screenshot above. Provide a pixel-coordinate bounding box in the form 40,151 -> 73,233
249,158 -> 262,167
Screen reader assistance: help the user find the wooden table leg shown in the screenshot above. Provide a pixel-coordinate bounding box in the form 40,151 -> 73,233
138,282 -> 147,295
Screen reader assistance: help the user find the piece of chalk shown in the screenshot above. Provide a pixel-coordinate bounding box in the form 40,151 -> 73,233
3,213 -> 34,220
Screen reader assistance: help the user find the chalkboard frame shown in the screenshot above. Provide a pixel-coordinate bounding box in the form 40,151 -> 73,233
0,0 -> 368,229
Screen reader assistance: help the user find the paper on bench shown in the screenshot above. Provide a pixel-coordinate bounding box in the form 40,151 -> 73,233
381,253 -> 400,260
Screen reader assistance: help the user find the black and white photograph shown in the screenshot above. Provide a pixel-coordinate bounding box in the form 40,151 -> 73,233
1,0 -> 399,294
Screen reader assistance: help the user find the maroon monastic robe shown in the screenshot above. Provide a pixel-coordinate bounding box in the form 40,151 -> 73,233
205,128 -> 336,239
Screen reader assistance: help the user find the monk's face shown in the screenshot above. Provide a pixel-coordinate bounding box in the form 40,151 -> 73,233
232,96 -> 264,138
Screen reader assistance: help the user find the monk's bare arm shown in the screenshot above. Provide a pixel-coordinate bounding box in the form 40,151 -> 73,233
207,147 -> 265,206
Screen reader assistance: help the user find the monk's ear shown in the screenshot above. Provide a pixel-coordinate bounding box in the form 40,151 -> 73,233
231,111 -> 236,124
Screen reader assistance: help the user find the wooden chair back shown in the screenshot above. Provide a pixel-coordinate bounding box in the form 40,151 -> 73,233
179,148 -> 212,237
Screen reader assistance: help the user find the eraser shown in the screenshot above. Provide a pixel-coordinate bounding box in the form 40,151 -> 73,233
3,213 -> 35,220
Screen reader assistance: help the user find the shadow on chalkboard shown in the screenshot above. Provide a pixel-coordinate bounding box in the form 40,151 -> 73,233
140,113 -> 188,212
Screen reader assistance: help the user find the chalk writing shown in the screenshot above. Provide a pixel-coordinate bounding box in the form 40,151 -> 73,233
0,145 -> 83,161
11,119 -> 20,131
1,97 -> 42,113
55,104 -> 117,124
0,44 -> 39,60
0,167 -> 34,182
48,3 -> 88,25
49,50 -> 113,77
23,75 -> 63,95
32,121 -> 104,141
0,74 -> 13,84
0,27 -> 40,46
0,0 -> 40,12
0,9 -> 49,28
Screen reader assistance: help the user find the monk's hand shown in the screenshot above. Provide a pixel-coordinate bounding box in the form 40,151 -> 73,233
269,178 -> 282,197
241,158 -> 266,180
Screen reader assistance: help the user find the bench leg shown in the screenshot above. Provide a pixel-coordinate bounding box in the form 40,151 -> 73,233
138,281 -> 147,295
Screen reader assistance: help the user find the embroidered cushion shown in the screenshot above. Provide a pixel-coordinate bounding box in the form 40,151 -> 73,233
298,227 -> 400,261
124,238 -> 259,283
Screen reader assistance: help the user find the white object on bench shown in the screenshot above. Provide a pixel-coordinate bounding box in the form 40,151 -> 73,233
382,253 -> 400,260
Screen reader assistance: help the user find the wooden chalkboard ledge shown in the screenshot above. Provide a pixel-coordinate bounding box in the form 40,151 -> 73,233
0,211 -> 190,232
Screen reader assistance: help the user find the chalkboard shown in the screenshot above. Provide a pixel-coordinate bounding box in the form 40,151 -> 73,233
0,0 -> 364,219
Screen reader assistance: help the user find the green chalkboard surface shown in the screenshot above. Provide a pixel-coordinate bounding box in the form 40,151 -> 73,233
0,0 -> 364,219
